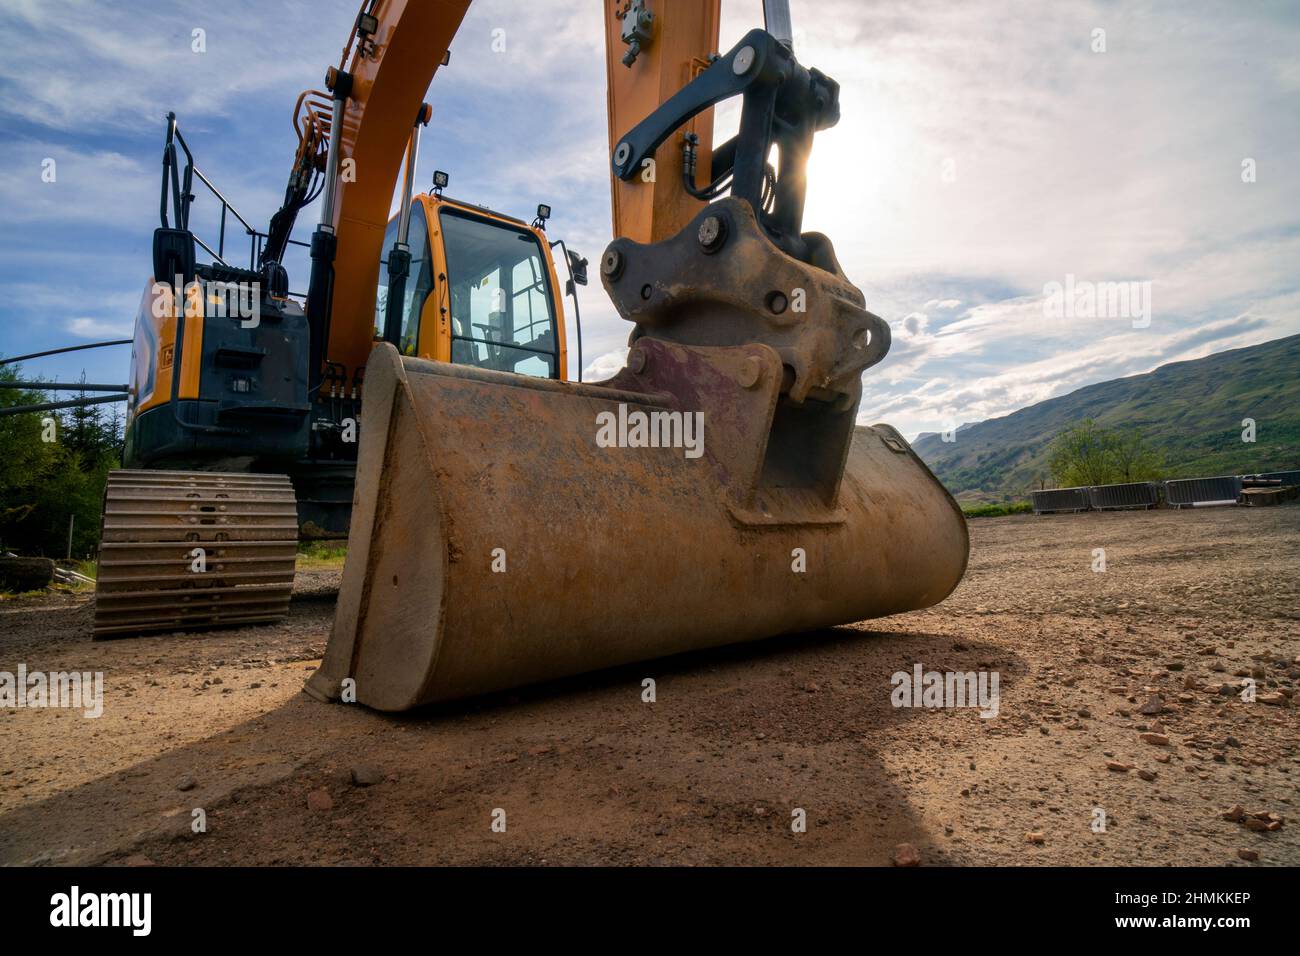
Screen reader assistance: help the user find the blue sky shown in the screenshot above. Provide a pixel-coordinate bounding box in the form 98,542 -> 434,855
1,0 -> 1297,440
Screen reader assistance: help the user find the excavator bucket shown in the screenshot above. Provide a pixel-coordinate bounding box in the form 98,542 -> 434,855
307,199 -> 968,712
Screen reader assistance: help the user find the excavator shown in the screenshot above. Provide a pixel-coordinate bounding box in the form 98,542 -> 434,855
88,0 -> 967,709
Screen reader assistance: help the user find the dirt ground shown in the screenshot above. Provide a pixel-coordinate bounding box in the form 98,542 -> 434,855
0,505 -> 1296,867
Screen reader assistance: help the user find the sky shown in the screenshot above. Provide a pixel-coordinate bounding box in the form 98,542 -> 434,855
0,0 -> 1297,440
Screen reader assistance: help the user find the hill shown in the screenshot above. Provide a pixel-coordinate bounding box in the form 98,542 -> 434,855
910,333 -> 1300,500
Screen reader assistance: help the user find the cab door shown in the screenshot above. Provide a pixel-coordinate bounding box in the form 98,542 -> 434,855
374,201 -> 434,357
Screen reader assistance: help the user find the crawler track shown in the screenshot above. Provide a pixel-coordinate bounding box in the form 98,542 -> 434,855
92,470 -> 298,637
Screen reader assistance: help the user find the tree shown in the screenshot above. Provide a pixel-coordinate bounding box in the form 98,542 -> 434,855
1047,420 -> 1162,487
0,363 -> 122,559
0,364 -> 56,538
63,373 -> 106,457
1047,420 -> 1115,487
1107,426 -> 1164,482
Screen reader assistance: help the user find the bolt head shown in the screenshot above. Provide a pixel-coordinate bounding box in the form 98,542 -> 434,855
733,45 -> 756,75
629,347 -> 648,374
601,248 -> 624,279
738,355 -> 764,389
698,215 -> 726,251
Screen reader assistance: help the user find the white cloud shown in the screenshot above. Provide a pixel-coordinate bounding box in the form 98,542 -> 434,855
66,317 -> 132,339
0,145 -> 154,227
867,307 -> 1293,438
584,347 -> 629,382
899,312 -> 929,339
0,0 -> 355,131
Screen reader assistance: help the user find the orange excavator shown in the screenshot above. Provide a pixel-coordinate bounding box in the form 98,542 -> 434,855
87,0 -> 967,709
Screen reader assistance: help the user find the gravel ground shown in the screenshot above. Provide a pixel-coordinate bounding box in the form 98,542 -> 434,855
0,505 -> 1296,866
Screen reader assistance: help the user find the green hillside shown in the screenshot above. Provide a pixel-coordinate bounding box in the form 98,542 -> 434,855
910,333 -> 1300,500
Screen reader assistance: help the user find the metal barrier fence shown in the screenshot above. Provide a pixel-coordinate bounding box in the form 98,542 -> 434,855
1164,475 -> 1242,508
1031,487 -> 1091,514
1015,468 -> 1297,516
1088,481 -> 1160,511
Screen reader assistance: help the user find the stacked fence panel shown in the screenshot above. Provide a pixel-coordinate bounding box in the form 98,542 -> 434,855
1254,470 -> 1300,488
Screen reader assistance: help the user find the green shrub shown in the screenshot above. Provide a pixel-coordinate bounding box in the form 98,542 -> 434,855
961,501 -> 1033,518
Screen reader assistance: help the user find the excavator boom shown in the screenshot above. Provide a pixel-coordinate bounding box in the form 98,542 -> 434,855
306,0 -> 472,397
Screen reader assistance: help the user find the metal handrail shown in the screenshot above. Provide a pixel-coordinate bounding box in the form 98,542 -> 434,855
160,112 -> 266,271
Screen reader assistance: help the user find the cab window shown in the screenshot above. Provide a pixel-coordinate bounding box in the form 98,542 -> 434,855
374,202 -> 433,356
440,208 -> 558,379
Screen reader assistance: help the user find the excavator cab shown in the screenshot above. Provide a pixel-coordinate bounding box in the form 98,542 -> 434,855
374,193 -> 570,381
